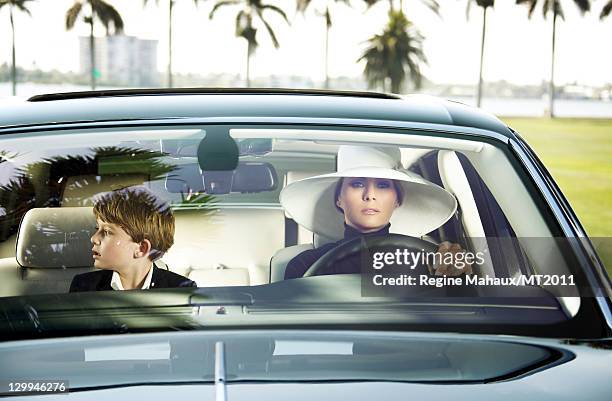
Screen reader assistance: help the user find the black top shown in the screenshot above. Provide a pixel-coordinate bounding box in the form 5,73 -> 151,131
284,224 -> 391,279
69,264 -> 196,292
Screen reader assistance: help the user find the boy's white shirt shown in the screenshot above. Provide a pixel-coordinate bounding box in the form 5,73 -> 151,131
111,263 -> 154,290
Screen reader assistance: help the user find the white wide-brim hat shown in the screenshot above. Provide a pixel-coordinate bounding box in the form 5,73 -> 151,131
279,145 -> 457,239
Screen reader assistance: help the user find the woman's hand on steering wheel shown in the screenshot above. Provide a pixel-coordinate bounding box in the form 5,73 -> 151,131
429,241 -> 474,277
303,234 -> 438,278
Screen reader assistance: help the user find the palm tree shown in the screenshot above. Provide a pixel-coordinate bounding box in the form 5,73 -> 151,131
466,0 -> 494,108
358,0 -> 438,93
358,9 -> 427,93
209,0 -> 290,87
296,0 -> 352,89
601,0 -> 612,18
143,0 -> 202,88
0,0 -> 34,96
65,0 -> 124,90
516,0 -> 591,117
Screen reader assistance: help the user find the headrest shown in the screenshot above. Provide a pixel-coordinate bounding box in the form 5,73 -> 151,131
313,232 -> 337,248
166,163 -> 278,195
231,162 -> 278,193
16,207 -> 96,269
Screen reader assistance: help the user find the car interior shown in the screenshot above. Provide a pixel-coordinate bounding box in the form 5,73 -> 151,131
0,126 -> 581,316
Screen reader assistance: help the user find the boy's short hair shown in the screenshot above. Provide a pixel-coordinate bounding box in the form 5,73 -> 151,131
93,187 -> 174,261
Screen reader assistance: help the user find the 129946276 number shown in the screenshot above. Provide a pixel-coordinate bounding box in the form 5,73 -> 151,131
2,381 -> 68,394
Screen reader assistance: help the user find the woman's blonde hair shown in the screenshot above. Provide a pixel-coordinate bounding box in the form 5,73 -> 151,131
93,187 -> 174,261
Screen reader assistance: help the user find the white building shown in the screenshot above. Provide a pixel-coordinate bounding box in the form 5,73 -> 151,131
79,35 -> 158,86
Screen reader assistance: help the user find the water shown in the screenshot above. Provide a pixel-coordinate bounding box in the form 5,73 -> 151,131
447,96 -> 612,118
1,82 -> 611,118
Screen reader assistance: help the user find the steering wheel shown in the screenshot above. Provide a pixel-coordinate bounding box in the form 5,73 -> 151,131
303,234 -> 439,278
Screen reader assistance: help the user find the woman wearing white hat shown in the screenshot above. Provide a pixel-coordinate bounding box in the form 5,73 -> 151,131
279,145 -> 472,279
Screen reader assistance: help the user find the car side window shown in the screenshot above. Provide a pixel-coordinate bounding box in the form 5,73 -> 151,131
456,153 -> 532,277
409,150 -> 531,278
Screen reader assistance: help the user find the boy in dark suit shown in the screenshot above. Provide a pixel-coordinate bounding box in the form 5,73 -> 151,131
70,187 -> 196,292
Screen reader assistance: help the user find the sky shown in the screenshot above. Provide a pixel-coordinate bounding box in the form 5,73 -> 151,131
0,0 -> 611,86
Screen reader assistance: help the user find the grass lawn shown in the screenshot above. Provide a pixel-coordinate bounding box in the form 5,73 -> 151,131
500,117 -> 612,274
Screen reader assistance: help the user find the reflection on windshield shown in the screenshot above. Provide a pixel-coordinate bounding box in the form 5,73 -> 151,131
0,331 -> 565,389
0,146 -> 178,243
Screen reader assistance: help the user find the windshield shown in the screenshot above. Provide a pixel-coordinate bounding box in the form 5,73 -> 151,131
0,125 -> 605,341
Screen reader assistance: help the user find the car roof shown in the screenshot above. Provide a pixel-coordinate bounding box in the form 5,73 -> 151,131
0,88 -> 514,139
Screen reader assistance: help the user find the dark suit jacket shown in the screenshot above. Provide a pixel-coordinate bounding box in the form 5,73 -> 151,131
69,264 -> 197,292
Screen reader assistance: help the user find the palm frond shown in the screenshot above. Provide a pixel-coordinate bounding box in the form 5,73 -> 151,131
553,0 -> 565,20
296,0 -> 311,13
541,0 -> 565,20
14,0 -> 34,16
65,1 -> 83,30
92,0 -> 125,34
257,9 -> 280,48
358,37 -> 386,90
209,0 -> 240,19
0,0 -> 33,15
601,0 -> 612,19
542,0 -> 551,16
421,0 -> 440,16
298,0 -> 350,13
518,0 -> 590,20
362,0 -> 379,10
260,3 -> 290,24
573,0 -> 590,13
516,0 -> 537,18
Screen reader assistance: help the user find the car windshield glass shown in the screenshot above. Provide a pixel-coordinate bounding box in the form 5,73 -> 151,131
0,125 -> 599,338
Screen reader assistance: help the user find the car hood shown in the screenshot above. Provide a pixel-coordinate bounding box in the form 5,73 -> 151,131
0,330 -> 610,400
